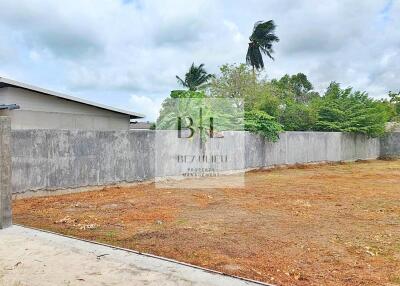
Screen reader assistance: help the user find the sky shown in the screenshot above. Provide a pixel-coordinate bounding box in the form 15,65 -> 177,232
0,0 -> 399,121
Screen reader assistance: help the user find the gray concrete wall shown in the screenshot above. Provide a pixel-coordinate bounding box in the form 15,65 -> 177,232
0,87 -> 130,130
10,129 -> 385,196
12,130 -> 154,195
0,117 -> 12,228
380,132 -> 400,158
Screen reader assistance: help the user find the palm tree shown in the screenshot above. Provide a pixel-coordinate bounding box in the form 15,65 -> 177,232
176,63 -> 214,91
246,20 -> 279,72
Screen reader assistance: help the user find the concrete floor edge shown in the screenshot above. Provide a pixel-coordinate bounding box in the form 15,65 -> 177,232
2,224 -> 274,286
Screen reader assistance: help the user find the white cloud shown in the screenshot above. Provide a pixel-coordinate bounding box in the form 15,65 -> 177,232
0,0 -> 398,119
129,94 -> 164,121
28,50 -> 41,62
223,20 -> 246,44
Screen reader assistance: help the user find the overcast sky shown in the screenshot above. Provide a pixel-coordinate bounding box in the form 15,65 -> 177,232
0,0 -> 398,120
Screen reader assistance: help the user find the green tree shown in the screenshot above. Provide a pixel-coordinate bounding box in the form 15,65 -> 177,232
176,63 -> 214,91
279,103 -> 317,131
209,62 -> 392,136
271,73 -> 319,104
246,20 -> 279,72
388,90 -> 400,120
156,90 -> 206,130
253,85 -> 282,118
252,73 -> 319,130
156,90 -> 241,133
244,110 -> 282,141
314,82 -> 390,137
209,64 -> 256,109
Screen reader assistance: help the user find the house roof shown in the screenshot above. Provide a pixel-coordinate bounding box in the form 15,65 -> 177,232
130,121 -> 153,129
0,77 -> 144,119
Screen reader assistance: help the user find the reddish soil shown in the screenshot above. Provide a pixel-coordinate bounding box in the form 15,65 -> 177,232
13,160 -> 400,286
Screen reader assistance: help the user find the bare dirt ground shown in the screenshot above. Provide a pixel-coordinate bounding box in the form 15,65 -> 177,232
13,160 -> 400,286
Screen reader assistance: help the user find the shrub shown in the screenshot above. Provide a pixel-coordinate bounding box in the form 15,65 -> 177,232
313,83 -> 390,137
244,110 -> 283,141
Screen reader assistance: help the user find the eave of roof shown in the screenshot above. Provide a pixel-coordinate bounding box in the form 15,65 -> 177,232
0,77 -> 144,119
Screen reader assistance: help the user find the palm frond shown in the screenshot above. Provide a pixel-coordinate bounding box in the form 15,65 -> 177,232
176,76 -> 187,88
246,42 -> 264,70
247,20 -> 279,70
176,63 -> 213,91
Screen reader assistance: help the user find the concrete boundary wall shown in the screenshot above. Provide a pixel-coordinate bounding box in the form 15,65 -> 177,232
380,132 -> 400,158
9,129 -> 385,197
244,132 -> 381,168
12,130 -> 155,196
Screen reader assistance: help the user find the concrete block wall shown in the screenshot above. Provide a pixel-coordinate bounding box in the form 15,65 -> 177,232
10,129 -> 386,196
380,132 -> 400,158
245,132 -> 380,168
12,130 -> 154,195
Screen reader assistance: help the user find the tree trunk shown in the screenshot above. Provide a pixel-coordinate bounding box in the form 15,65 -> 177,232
251,66 -> 256,110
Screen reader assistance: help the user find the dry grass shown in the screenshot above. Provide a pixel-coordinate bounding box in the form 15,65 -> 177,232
13,160 -> 400,286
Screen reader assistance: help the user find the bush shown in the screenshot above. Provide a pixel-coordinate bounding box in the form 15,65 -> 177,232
313,83 -> 390,137
244,110 -> 283,141
279,103 -> 317,131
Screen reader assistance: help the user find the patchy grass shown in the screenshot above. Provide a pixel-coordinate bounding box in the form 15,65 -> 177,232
13,160 -> 400,286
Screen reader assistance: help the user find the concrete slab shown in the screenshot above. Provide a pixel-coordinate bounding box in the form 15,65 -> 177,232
0,225 -> 269,286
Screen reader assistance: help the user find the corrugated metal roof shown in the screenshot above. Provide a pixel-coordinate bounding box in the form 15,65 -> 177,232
0,77 -> 144,119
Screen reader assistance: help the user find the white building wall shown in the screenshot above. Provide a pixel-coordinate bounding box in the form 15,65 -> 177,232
0,87 -> 130,130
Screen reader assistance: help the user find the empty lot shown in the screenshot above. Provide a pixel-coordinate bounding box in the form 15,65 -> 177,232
13,160 -> 400,285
